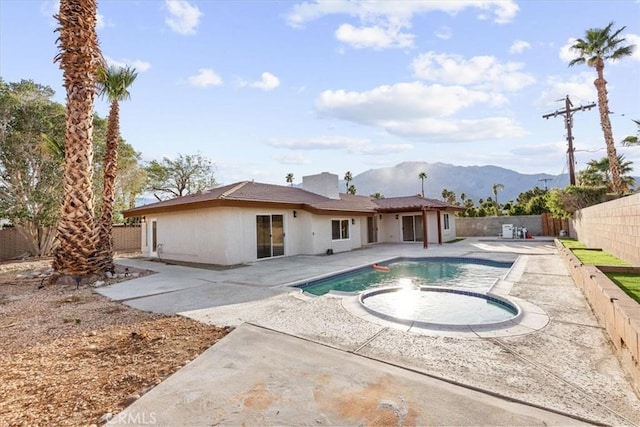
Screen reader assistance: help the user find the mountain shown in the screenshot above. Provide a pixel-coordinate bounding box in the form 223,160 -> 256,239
346,162 -> 568,203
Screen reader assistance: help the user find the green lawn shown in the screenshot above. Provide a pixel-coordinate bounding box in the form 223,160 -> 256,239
571,249 -> 630,266
558,238 -> 587,249
607,273 -> 640,304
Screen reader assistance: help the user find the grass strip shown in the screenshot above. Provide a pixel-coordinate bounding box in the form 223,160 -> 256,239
571,249 -> 630,266
557,238 -> 587,249
607,273 -> 640,304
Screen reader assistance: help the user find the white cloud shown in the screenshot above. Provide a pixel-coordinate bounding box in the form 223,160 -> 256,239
268,136 -> 414,156
273,152 -> 311,165
335,24 -> 414,49
314,82 -> 523,141
509,40 -> 530,54
379,117 -> 527,141
187,68 -> 223,87
286,0 -> 518,27
411,52 -> 535,92
435,26 -> 452,40
316,82 -> 507,123
104,56 -> 151,72
535,72 -> 596,107
165,0 -> 202,35
286,1 -> 517,50
559,38 -> 579,63
240,72 -> 280,91
626,33 -> 640,61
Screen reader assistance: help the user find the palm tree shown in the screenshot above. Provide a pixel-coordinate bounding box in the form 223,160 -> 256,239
370,192 -> 384,199
579,155 -> 635,191
347,184 -> 357,195
52,0 -> 101,275
95,64 -> 138,272
418,172 -> 427,197
492,183 -> 504,216
344,171 -> 353,193
285,173 -> 294,187
622,119 -> 640,146
569,22 -> 635,194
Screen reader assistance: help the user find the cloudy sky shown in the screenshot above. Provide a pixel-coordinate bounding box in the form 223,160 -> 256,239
1,0 -> 639,186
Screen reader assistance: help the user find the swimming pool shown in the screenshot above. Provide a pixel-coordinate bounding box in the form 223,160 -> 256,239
297,257 -> 512,296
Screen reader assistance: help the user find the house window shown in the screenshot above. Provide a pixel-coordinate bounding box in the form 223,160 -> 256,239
332,219 -> 350,240
443,213 -> 450,230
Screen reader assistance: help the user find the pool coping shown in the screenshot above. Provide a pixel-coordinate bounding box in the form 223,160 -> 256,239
316,255 -> 550,339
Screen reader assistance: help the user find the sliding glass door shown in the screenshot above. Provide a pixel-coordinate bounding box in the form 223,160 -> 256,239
256,214 -> 284,259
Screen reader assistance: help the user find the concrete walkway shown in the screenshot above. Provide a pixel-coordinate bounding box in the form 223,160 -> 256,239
102,239 -> 640,426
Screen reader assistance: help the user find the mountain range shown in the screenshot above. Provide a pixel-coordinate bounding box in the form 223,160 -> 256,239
343,162 -> 568,204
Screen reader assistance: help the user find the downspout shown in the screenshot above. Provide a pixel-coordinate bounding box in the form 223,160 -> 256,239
422,207 -> 428,249
436,209 -> 442,244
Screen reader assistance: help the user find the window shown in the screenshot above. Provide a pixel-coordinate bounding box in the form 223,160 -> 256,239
332,219 -> 350,240
443,213 -> 450,230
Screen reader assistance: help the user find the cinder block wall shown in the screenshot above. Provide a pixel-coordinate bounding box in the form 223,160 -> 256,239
570,193 -> 640,266
112,225 -> 141,252
456,215 -> 542,237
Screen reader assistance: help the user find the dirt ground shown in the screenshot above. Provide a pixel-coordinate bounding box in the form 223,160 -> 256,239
0,257 -> 231,426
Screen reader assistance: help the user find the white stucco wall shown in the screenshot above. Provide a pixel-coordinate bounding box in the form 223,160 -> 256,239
140,207 -> 368,265
139,208 -> 458,265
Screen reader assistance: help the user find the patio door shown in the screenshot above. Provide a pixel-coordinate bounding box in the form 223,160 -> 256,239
367,216 -> 378,243
402,215 -> 423,242
256,214 -> 284,259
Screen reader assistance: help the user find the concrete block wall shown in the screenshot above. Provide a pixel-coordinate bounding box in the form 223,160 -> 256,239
556,241 -> 640,390
112,225 -> 141,252
570,193 -> 640,266
456,215 -> 542,237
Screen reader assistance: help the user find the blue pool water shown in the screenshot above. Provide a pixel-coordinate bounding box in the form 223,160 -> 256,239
298,257 -> 512,296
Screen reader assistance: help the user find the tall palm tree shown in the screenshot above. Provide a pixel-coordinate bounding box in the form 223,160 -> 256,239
95,64 -> 137,272
285,173 -> 294,187
418,172 -> 427,197
344,171 -> 353,193
52,0 -> 101,275
569,22 -> 635,194
492,183 -> 504,216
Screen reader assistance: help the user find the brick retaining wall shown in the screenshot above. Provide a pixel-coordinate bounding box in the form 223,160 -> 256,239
556,240 -> 640,391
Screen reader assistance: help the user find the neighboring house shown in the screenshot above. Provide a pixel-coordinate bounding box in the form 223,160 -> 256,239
123,172 -> 463,266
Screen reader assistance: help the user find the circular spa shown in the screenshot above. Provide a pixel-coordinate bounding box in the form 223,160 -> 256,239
358,286 -> 521,328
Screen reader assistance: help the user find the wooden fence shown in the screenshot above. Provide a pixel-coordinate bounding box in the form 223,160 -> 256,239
0,224 -> 141,261
541,213 -> 569,236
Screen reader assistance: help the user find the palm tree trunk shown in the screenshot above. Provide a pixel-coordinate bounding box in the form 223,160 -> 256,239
53,0 -> 100,275
594,60 -> 622,193
97,101 -> 120,272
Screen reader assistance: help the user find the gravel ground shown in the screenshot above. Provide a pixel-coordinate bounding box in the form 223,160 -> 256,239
0,257 -> 230,426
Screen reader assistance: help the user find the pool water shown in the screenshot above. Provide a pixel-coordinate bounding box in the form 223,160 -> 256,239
299,257 -> 512,296
361,288 -> 518,325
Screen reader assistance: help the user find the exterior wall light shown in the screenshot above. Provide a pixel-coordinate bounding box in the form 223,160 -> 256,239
351,218 -> 355,225
395,214 -> 399,220
293,210 -> 297,218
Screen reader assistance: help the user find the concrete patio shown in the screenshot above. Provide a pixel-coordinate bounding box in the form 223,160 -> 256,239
102,238 -> 640,426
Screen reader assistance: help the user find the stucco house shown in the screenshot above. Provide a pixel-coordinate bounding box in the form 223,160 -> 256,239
123,172 -> 464,266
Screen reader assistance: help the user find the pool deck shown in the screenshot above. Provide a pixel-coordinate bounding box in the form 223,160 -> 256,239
102,238 -> 640,426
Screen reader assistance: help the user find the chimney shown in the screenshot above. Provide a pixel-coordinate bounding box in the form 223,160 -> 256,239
302,172 -> 340,199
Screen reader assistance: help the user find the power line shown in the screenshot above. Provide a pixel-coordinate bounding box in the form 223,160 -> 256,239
542,95 -> 596,186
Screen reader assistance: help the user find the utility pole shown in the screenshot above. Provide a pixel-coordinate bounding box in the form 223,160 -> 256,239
542,95 -> 596,186
538,178 -> 552,191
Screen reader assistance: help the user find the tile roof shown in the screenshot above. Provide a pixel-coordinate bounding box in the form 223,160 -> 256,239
123,181 -> 462,217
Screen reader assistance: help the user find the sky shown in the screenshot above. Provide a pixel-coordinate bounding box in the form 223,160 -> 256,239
1,0 -> 640,187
